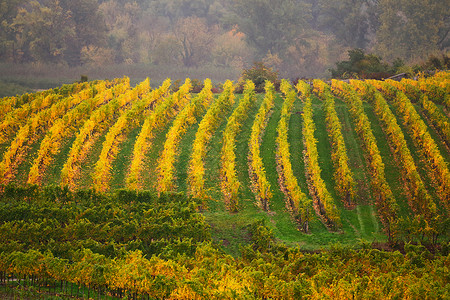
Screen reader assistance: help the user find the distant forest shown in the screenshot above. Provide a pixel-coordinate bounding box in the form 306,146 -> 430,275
0,0 -> 449,77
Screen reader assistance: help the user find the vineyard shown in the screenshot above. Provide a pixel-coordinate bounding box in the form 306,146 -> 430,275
0,72 -> 449,298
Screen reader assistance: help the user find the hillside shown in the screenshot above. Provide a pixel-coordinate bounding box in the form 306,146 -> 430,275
0,72 -> 449,298
1,73 -> 449,249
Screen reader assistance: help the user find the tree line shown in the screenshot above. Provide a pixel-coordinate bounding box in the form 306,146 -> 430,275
0,0 -> 448,77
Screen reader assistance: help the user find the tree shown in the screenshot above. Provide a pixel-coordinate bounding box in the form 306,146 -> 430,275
10,0 -> 75,63
149,0 -> 217,25
212,28 -> 252,68
0,0 -> 25,62
9,0 -> 107,65
99,1 -> 142,63
317,0 -> 378,49
135,13 -> 171,64
240,61 -> 279,92
229,0 -> 309,59
329,48 -> 392,78
151,34 -> 181,65
59,0 -> 108,66
282,30 -> 344,78
173,16 -> 216,67
376,0 -> 450,62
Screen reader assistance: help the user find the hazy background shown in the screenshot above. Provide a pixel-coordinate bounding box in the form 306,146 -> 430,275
0,0 -> 449,88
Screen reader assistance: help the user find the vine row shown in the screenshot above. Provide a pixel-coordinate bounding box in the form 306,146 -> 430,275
220,80 -> 256,212
248,81 -> 274,211
60,78 -> 151,190
187,80 -> 235,199
352,80 -> 436,220
313,79 -> 356,208
331,80 -> 398,239
370,81 -> 450,214
156,79 -> 213,194
385,79 -> 450,148
420,95 -> 450,147
276,80 -> 311,231
402,78 -> 450,110
125,79 -> 189,190
0,81 -> 105,186
92,78 -> 172,192
27,79 -> 130,185
297,81 -> 340,230
0,82 -> 92,143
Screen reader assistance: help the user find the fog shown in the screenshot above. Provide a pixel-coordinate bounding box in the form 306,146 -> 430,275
0,0 -> 448,80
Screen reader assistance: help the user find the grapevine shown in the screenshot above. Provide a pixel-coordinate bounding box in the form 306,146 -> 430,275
187,80 -> 235,199
331,80 -> 398,239
371,81 -> 450,214
0,81 -> 107,186
27,78 -> 130,185
125,79 -> 192,190
220,80 -> 256,212
60,78 -> 151,190
298,80 -> 340,230
248,81 -> 274,211
313,79 -> 356,208
353,80 -> 436,220
156,79 -> 213,194
276,79 -> 311,231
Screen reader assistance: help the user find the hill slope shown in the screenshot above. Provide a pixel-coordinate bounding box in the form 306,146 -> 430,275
0,72 -> 449,250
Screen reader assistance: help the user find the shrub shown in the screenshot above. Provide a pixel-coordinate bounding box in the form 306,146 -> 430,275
422,54 -> 450,71
330,49 -> 392,79
237,62 -> 279,93
248,219 -> 275,252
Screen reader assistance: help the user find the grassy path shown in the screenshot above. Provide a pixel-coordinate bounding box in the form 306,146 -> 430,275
313,94 -> 379,240
15,138 -> 44,185
110,125 -> 143,190
202,94 -> 263,255
43,135 -> 77,185
334,96 -> 380,238
202,98 -> 238,210
140,123 -> 174,191
288,94 -> 309,200
234,94 -> 264,210
175,117 -> 202,194
260,93 -> 302,241
78,135 -> 106,190
335,98 -> 373,204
